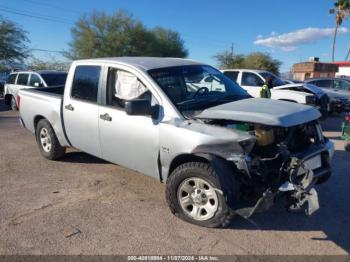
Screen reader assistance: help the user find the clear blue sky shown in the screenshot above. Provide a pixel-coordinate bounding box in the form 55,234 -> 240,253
1,0 -> 349,71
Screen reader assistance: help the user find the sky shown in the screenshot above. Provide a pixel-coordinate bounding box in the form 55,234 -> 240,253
1,0 -> 350,71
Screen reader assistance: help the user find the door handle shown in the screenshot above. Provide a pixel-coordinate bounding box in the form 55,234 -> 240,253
64,104 -> 74,111
100,113 -> 112,122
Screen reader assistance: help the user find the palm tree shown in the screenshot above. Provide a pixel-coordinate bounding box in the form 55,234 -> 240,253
330,0 -> 349,62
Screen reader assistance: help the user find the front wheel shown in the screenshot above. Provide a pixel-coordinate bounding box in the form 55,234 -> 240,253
35,119 -> 65,160
166,162 -> 238,228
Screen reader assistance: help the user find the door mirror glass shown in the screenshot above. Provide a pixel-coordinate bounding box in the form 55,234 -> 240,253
34,82 -> 40,87
125,99 -> 153,116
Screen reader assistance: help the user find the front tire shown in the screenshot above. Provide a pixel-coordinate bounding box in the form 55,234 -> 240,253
35,119 -> 65,160
166,162 -> 238,228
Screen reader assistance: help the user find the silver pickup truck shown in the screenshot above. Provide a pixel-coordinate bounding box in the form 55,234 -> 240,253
18,57 -> 334,228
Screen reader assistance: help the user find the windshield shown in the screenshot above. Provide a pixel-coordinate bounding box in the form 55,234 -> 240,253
260,72 -> 285,87
148,65 -> 251,114
41,73 -> 67,86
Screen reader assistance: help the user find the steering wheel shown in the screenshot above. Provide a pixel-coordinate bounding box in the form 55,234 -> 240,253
193,87 -> 209,98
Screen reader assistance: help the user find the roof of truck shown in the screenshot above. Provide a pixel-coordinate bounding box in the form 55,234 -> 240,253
74,57 -> 204,70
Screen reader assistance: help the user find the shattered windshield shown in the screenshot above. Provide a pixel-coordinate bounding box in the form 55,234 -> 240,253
148,65 -> 251,114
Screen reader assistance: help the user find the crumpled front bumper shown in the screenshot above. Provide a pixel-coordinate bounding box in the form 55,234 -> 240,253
234,141 -> 334,219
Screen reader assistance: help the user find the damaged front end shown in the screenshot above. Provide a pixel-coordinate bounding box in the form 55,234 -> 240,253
199,119 -> 333,219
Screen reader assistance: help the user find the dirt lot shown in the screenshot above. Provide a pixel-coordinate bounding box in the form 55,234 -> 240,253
0,98 -> 349,255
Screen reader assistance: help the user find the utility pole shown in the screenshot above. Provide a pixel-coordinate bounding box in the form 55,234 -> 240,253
231,43 -> 234,59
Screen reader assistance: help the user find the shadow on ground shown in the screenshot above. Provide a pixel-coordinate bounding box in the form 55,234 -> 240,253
61,151 -> 108,164
0,98 -> 10,112
230,149 -> 350,253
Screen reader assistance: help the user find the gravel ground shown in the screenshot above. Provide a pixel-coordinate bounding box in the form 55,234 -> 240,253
0,98 -> 349,255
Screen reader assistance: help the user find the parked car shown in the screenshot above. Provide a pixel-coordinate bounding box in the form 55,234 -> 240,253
272,83 -> 330,116
305,78 -> 350,111
18,57 -> 334,227
283,79 -> 303,85
4,70 -> 67,110
221,69 -> 322,111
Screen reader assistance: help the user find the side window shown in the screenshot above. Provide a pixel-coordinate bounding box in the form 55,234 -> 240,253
29,74 -> 42,87
340,80 -> 350,90
106,68 -> 150,108
315,80 -> 332,88
71,66 -> 101,102
7,74 -> 17,84
16,74 -> 29,86
242,72 -> 264,86
223,71 -> 239,82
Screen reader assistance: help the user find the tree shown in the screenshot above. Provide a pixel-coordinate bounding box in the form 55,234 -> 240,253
65,10 -> 188,59
0,17 -> 30,70
214,51 -> 282,75
330,0 -> 350,61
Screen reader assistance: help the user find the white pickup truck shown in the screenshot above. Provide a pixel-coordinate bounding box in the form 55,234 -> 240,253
221,69 -> 322,106
4,70 -> 67,110
18,57 -> 334,227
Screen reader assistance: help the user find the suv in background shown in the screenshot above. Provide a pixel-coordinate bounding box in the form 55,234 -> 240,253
4,70 -> 67,110
305,78 -> 350,111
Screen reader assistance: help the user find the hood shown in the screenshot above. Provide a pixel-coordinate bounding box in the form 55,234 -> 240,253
274,83 -> 325,97
195,98 -> 321,127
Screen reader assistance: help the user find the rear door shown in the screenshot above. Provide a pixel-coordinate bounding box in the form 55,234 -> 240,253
12,73 -> 29,104
63,65 -> 102,157
5,73 -> 17,96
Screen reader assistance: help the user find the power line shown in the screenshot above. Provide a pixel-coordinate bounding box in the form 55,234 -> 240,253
31,48 -> 64,53
20,0 -> 81,14
0,6 -> 74,25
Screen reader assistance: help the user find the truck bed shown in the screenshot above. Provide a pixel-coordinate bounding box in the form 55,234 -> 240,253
18,86 -> 70,147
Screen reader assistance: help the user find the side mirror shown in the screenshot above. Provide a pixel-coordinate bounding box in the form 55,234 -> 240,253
125,99 -> 153,116
34,82 -> 39,87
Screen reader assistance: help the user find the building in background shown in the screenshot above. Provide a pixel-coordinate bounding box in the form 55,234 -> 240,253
292,57 -> 338,81
333,61 -> 350,77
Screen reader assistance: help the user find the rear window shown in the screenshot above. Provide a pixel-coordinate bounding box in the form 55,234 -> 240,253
313,80 -> 332,88
7,74 -> 17,84
223,71 -> 239,82
16,74 -> 29,85
71,66 -> 101,102
40,73 -> 67,86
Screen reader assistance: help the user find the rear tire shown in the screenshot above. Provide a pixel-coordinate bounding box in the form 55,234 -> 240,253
35,119 -> 65,160
10,96 -> 18,111
166,162 -> 239,228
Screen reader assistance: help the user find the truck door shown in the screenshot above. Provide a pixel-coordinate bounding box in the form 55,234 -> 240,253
98,67 -> 160,179
63,65 -> 102,157
240,72 -> 264,97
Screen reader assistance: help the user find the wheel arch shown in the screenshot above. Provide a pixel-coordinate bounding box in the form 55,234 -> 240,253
167,153 -> 239,182
33,115 -> 47,131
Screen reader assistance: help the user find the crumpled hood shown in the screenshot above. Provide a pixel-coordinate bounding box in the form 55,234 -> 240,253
195,98 -> 321,127
274,83 -> 326,98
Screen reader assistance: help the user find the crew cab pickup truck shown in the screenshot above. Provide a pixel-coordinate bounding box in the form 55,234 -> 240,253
18,57 -> 334,227
4,70 -> 67,110
221,69 -> 329,115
